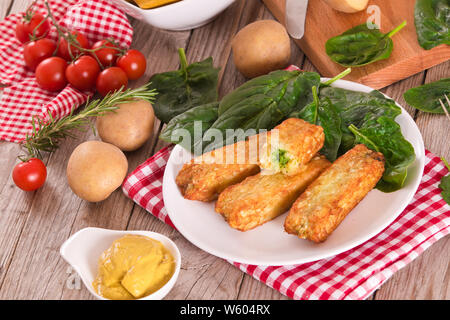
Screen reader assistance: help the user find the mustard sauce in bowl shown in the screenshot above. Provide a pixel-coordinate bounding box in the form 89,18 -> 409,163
92,234 -> 175,300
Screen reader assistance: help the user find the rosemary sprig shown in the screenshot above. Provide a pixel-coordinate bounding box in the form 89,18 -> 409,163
19,85 -> 157,161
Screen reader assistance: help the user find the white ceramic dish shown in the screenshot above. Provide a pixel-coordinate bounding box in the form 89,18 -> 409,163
111,0 -> 236,31
60,227 -> 181,300
162,79 -> 425,266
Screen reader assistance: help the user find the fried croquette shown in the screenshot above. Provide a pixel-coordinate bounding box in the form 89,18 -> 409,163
176,135 -> 266,201
284,144 -> 385,242
259,118 -> 325,175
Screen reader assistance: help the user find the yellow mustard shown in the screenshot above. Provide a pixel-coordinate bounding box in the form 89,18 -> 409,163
92,234 -> 175,300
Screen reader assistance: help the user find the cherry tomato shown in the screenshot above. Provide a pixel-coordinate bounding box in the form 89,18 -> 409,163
91,40 -> 120,68
35,57 -> 67,92
65,56 -> 100,91
96,67 -> 128,96
57,31 -> 89,61
23,38 -> 56,71
116,49 -> 147,80
12,158 -> 47,191
16,12 -> 49,44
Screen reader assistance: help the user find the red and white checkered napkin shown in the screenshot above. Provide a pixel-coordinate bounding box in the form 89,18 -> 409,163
0,0 -> 133,143
122,146 -> 450,300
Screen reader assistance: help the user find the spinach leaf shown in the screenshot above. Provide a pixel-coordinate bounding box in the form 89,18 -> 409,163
349,116 -> 416,192
203,70 -> 321,150
160,102 -> 219,154
439,157 -> 450,204
325,21 -> 407,67
149,48 -> 219,124
404,78 -> 450,113
415,0 -> 450,50
298,85 -> 415,192
291,87 -> 343,161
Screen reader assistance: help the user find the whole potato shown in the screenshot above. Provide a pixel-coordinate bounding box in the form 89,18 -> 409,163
67,141 -> 128,202
232,20 -> 291,78
96,99 -> 155,152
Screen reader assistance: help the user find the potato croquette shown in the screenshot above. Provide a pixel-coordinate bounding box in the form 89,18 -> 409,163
284,144 -> 385,242
216,155 -> 331,231
259,118 -> 324,175
176,135 -> 266,202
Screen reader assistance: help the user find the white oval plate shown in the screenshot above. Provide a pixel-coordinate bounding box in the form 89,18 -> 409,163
162,79 -> 425,266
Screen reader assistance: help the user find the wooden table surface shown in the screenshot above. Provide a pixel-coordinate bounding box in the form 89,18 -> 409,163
0,0 -> 448,300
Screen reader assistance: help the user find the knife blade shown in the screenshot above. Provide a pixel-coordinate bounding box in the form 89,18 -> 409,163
286,0 -> 309,39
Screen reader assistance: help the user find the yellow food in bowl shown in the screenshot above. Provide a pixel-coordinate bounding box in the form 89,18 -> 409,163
93,234 -> 175,300
132,0 -> 181,9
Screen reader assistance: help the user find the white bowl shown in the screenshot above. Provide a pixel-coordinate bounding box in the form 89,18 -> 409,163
111,0 -> 236,31
60,227 -> 181,300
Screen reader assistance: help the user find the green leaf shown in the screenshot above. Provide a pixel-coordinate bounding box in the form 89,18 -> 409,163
291,95 -> 342,162
325,21 -> 406,67
404,78 -> 450,113
440,175 -> 450,204
160,102 -> 219,154
439,157 -> 450,204
318,86 -> 402,153
149,48 -> 220,124
349,116 -> 416,192
415,0 -> 450,50
204,70 -> 321,150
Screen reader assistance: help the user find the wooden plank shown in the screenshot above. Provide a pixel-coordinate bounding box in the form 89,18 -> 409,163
373,237 -> 449,299
0,0 -> 42,297
373,60 -> 450,300
262,0 -> 450,89
0,0 -> 12,18
0,0 -> 447,301
56,21 -> 192,300
126,0 -> 250,300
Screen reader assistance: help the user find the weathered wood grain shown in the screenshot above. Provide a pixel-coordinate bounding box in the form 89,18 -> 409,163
0,0 -> 45,298
57,20 -> 192,300
0,0 -> 11,19
373,61 -> 450,301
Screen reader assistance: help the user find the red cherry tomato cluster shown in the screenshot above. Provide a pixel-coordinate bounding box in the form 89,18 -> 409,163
16,9 -> 147,97
12,5 -> 148,192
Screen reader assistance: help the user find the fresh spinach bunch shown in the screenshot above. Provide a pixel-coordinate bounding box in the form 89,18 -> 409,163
149,48 -> 220,124
325,21 -> 407,67
292,86 -> 415,192
160,102 -> 219,154
439,158 -> 450,204
349,116 -> 416,192
203,70 -> 321,151
404,78 -> 450,113
318,87 -> 402,153
415,0 -> 450,50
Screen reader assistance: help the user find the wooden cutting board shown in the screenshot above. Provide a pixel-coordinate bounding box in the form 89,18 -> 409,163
263,0 -> 450,89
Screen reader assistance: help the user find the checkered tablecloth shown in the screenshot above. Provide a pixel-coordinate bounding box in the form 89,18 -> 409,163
0,0 -> 133,143
123,146 -> 449,300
